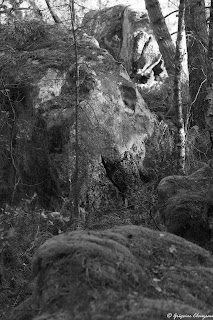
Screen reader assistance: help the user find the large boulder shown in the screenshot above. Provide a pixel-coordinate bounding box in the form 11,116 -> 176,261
7,225 -> 213,320
82,5 -> 166,84
0,21 -> 155,211
157,160 -> 213,248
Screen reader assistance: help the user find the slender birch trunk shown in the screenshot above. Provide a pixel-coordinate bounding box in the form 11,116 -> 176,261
174,0 -> 186,174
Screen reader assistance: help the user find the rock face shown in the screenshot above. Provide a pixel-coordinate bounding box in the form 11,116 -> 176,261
82,5 -> 166,84
7,225 -> 213,320
157,160 -> 213,248
0,21 -> 155,210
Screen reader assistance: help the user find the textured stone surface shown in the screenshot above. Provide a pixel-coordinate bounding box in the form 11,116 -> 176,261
82,5 -> 166,83
0,23 -> 155,210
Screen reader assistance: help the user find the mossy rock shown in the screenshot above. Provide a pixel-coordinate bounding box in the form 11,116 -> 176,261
7,225 -> 213,319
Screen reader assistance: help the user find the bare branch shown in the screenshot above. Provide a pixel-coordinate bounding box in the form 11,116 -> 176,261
164,10 -> 178,19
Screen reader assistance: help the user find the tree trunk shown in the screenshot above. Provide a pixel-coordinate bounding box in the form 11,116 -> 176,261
174,0 -> 186,174
69,0 -> 80,228
145,0 -> 175,76
44,0 -> 61,24
206,0 -> 213,148
185,0 -> 208,129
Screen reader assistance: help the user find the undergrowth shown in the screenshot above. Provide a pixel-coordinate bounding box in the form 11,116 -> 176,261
2,20 -> 48,50
0,202 -> 67,318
